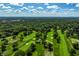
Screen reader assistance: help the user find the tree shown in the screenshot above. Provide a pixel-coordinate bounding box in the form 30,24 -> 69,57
14,50 -> 25,56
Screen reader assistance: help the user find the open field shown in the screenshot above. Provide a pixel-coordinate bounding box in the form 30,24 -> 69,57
0,17 -> 79,56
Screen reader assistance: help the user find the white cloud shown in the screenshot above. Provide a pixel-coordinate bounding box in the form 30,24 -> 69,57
1,10 -> 79,17
29,9 -> 79,17
31,9 -> 39,13
47,5 -> 60,9
14,10 -> 22,14
75,4 -> 79,7
28,6 -> 34,8
10,3 -> 24,6
37,7 -> 43,9
21,7 -> 28,10
0,4 -> 4,7
44,3 -> 49,5
2,6 -> 11,9
63,8 -> 75,11
66,3 -> 70,5
69,8 -> 75,11
0,3 -> 79,17
0,4 -> 11,9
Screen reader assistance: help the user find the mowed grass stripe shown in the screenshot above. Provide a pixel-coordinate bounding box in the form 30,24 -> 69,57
12,31 -> 36,56
45,29 -> 54,56
46,32 -> 53,43
64,31 -> 74,53
57,30 -> 70,56
17,31 -> 36,48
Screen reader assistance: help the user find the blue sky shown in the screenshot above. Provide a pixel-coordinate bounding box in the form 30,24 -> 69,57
0,3 -> 79,17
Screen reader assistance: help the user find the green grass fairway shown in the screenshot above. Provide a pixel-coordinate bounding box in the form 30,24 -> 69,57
57,30 -> 70,56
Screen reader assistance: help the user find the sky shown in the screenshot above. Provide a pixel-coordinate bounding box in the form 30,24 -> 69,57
0,3 -> 79,17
